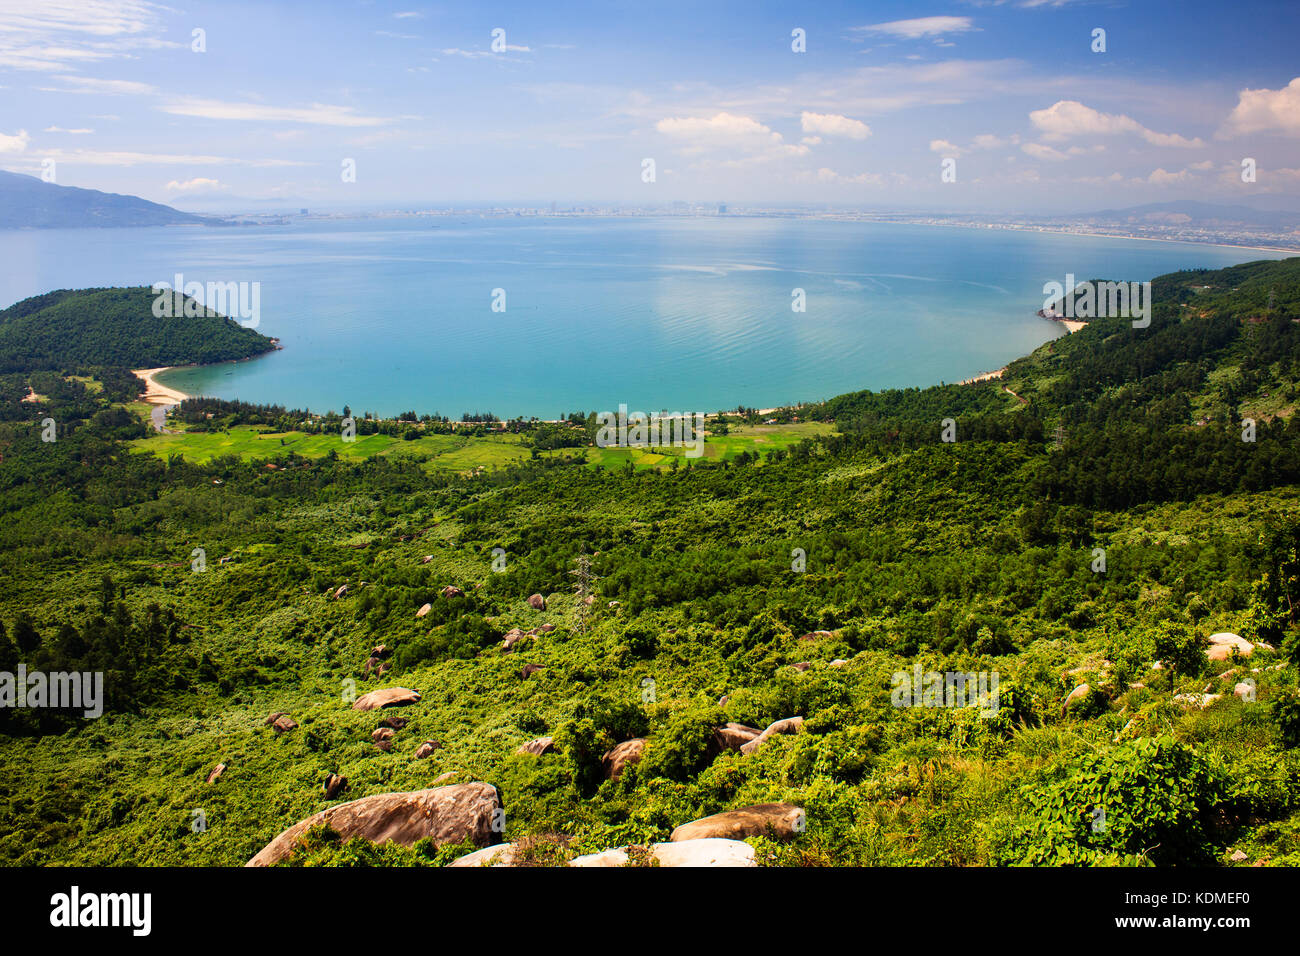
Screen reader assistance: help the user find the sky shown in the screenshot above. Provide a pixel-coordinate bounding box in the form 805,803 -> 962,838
1,0 -> 1298,213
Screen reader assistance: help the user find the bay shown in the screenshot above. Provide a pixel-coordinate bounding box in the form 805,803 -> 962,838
0,216 -> 1286,418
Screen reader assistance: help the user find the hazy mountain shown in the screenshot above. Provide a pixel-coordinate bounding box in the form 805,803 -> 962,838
1081,200 -> 1300,230
0,170 -> 213,229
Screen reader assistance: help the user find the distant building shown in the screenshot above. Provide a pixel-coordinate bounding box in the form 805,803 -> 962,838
300,208 -> 308,215
718,203 -> 727,214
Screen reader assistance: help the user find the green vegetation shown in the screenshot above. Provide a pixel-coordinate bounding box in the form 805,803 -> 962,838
1,259 -> 1299,868
0,287 -> 275,373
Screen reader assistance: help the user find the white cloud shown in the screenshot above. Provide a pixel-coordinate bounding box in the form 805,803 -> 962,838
1029,100 -> 1205,148
0,0 -> 165,71
801,111 -> 871,140
158,97 -> 394,127
0,129 -> 30,153
43,126 -> 94,134
799,167 -> 884,185
1021,142 -> 1070,161
165,177 -> 226,193
1147,167 -> 1192,185
38,74 -> 155,95
439,44 -> 530,58
929,138 -> 963,156
853,16 -> 976,40
32,148 -> 309,167
1219,77 -> 1300,137
656,112 -> 809,161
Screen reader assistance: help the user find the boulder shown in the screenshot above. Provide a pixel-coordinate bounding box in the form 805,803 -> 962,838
266,713 -> 297,734
416,603 -> 432,618
528,593 -> 546,610
1206,633 -> 1254,662
520,663 -> 544,680
791,662 -> 811,672
516,736 -> 555,756
441,586 -> 464,598
799,630 -> 833,641
379,715 -> 409,730
1230,849 -> 1248,863
1209,632 -> 1253,654
431,771 -> 458,786
709,723 -> 763,754
414,740 -> 440,759
206,763 -> 226,784
602,738 -> 646,780
323,774 -> 347,799
1062,683 -> 1090,716
1234,682 -> 1255,700
246,783 -> 503,867
422,555 -> 433,564
829,659 -> 848,668
538,623 -> 556,633
371,727 -> 395,744
569,839 -> 755,868
370,645 -> 389,658
739,717 -> 804,756
501,628 -> 526,651
334,584 -> 348,599
670,803 -> 805,843
352,687 -> 422,711
374,738 -> 393,752
450,844 -> 518,867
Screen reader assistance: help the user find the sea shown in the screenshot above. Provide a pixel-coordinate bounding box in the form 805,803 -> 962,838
0,216 -> 1288,418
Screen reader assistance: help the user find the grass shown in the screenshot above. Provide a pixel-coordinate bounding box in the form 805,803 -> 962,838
129,420 -> 836,473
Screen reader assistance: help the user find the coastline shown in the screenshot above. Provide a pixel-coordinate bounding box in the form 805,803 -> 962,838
133,367 -> 191,406
959,367 -> 1007,385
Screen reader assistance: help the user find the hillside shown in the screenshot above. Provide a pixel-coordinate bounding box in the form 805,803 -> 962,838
0,170 -> 212,229
0,259 -> 1297,868
0,287 -> 276,373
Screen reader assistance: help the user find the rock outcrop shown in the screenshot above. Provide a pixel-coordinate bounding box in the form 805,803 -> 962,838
602,738 -> 646,780
739,717 -> 803,756
516,736 -> 555,756
352,687 -> 422,711
246,783 -> 502,867
569,838 -> 755,868
449,843 -> 518,867
669,803 -> 805,842
323,774 -> 347,799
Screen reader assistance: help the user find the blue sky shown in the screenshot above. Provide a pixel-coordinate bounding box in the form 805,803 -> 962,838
1,0 -> 1298,212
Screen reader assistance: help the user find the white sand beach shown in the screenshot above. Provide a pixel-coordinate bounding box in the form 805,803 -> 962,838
133,367 -> 191,405
960,367 -> 1007,385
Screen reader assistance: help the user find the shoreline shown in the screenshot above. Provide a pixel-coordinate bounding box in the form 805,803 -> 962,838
133,367 -> 191,406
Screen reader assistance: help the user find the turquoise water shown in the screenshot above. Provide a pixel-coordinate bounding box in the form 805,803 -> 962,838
0,217 -> 1287,417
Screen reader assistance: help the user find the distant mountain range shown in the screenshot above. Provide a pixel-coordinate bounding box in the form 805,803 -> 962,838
1081,200 -> 1300,230
0,170 -> 212,229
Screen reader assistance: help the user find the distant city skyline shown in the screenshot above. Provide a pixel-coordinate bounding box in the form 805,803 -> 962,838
1,0 -> 1298,214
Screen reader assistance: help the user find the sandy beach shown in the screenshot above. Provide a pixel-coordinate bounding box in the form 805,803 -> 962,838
134,367 -> 191,405
960,367 -> 1007,385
